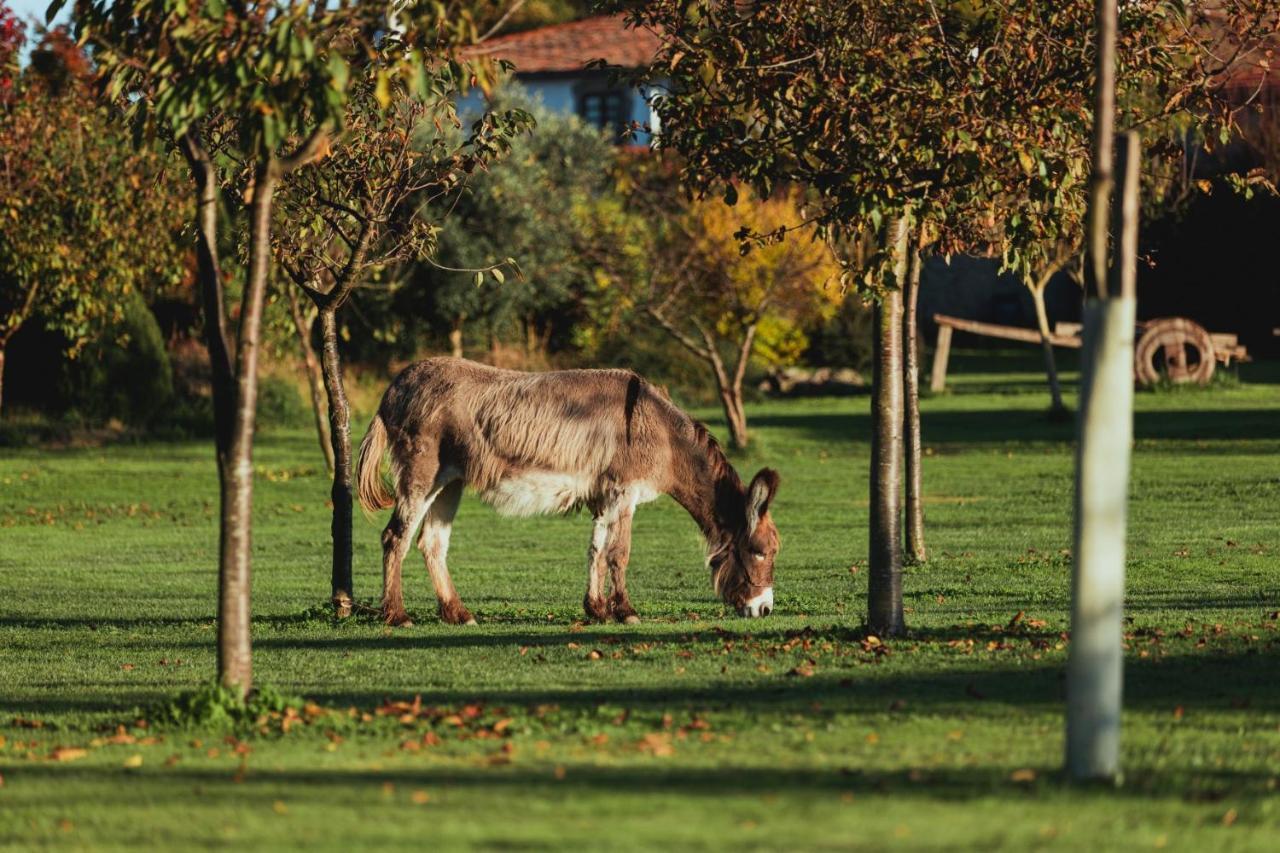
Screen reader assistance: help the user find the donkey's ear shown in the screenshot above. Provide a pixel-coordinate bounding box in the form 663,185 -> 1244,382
746,468 -> 781,533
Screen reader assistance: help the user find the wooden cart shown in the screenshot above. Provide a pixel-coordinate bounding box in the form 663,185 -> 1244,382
929,313 -> 1249,392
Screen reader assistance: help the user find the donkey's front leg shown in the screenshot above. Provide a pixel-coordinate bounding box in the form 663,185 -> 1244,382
606,507 -> 639,625
583,516 -> 611,622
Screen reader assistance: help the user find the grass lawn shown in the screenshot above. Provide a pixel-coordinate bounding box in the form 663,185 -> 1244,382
1,352 -> 1278,850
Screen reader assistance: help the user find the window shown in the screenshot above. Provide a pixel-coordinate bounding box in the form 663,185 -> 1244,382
578,91 -> 627,140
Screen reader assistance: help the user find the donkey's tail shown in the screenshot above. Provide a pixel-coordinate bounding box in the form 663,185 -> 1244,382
356,413 -> 395,513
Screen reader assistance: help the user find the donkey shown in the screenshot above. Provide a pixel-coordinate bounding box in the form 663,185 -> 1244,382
355,357 -> 780,626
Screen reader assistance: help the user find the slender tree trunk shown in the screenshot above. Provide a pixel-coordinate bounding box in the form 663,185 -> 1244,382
1067,0 -> 1136,784
449,316 -> 464,358
180,131 -> 251,693
0,345 -> 6,417
902,243 -> 927,565
217,163 -> 280,695
286,287 -> 335,473
717,385 -> 750,450
180,133 -> 235,460
1030,279 -> 1068,415
868,216 -> 910,637
319,307 -> 355,617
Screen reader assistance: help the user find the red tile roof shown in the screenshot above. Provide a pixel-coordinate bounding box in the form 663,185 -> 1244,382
464,15 -> 660,74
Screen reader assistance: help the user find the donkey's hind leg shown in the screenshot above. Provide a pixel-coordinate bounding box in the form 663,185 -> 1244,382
606,505 -> 639,625
416,480 -> 474,625
381,496 -> 431,626
380,458 -> 443,627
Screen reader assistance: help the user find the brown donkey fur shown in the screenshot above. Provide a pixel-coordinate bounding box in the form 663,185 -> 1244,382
357,357 -> 780,626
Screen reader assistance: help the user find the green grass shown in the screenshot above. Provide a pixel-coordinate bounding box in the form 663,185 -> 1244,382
2,352 -> 1278,850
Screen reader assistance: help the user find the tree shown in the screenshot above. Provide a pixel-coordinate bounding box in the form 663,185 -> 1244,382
0,24 -> 184,415
403,86 -> 615,363
273,64 -> 531,617
66,0 -> 509,695
0,2 -> 21,103
633,188 -> 840,450
616,0 -> 1273,636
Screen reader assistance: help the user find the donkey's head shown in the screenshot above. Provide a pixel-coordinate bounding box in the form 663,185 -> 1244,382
711,468 -> 781,618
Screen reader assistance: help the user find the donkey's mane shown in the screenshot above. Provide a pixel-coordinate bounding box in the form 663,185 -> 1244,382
685,418 -> 749,598
688,418 -> 744,496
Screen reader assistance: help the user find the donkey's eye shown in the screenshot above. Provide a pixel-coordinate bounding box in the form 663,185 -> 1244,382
751,550 -> 766,561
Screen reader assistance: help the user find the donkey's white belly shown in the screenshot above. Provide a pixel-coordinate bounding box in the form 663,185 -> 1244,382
480,472 -> 661,518
481,471 -> 593,517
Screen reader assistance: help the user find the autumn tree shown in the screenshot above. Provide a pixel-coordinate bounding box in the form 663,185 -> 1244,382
632,189 -> 840,449
615,0 -> 1273,635
273,63 -> 531,617
0,23 -> 184,415
65,0 -> 510,694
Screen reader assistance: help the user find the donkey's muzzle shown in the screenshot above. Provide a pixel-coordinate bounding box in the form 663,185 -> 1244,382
737,587 -> 774,618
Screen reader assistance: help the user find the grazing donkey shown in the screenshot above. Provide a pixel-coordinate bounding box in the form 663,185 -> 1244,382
356,357 -> 780,626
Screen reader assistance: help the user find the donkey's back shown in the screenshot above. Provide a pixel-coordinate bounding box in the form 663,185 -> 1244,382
359,357 -> 675,518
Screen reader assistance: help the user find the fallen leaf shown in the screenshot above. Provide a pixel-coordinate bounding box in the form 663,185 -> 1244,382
411,790 -> 431,805
273,801 -> 288,815
1222,808 -> 1237,826
122,754 -> 143,768
1010,768 -> 1037,783
587,649 -> 603,661
789,663 -> 816,678
50,747 -> 87,762
638,733 -> 675,756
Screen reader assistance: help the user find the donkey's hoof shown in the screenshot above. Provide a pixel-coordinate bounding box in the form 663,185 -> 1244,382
439,600 -> 475,625
383,611 -> 413,628
621,614 -> 641,626
583,596 -> 612,623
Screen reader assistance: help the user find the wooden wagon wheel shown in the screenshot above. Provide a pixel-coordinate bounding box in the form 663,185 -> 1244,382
1133,317 -> 1215,386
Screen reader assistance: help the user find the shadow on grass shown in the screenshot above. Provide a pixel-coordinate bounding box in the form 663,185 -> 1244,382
5,643 -> 1273,718
750,407 -> 1280,448
3,760 -> 1276,808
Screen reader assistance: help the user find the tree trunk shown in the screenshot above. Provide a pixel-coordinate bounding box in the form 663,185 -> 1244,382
180,133 -> 235,460
1066,0 -> 1135,784
0,345 -> 6,417
902,244 -> 927,565
216,163 -> 280,696
319,307 -> 355,617
1030,279 -> 1068,416
868,217 -> 909,637
717,385 -> 750,450
287,287 -> 335,474
449,316 -> 464,358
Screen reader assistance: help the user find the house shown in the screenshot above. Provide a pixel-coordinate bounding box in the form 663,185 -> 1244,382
462,15 -> 661,145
